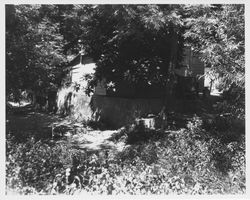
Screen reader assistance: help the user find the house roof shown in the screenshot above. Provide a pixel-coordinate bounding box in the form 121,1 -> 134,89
64,54 -> 95,72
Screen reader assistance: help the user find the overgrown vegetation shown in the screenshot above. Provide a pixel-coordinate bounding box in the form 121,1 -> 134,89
6,4 -> 245,196
6,116 -> 245,195
184,4 -> 245,119
6,5 -> 67,101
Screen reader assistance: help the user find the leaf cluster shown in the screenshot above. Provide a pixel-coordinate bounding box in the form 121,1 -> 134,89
6,116 -> 245,195
184,4 -> 244,91
6,5 -> 67,100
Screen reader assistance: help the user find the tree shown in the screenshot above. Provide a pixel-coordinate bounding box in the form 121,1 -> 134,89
6,5 -> 187,100
6,5 -> 67,102
184,4 -> 244,91
184,4 -> 244,118
56,5 -> 186,96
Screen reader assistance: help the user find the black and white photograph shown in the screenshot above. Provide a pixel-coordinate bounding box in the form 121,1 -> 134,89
4,3 -> 246,196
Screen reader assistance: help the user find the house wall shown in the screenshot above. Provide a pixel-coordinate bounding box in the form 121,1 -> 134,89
191,56 -> 205,89
71,91 -> 93,121
57,85 -> 93,120
95,79 -> 107,95
71,63 -> 95,85
175,47 -> 205,91
57,50 -> 205,127
69,60 -> 106,96
57,86 -> 165,127
107,81 -> 166,98
91,95 -> 165,128
64,92 -> 201,128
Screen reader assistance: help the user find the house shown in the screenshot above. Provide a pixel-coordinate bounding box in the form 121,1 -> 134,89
175,47 -> 204,86
174,46 -> 206,98
57,47 -> 207,128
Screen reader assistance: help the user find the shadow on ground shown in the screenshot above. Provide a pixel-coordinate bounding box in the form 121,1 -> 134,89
6,95 -> 230,153
6,104 -> 72,142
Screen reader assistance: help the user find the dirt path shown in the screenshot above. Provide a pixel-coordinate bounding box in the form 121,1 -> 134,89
6,104 -> 126,152
66,129 -> 126,152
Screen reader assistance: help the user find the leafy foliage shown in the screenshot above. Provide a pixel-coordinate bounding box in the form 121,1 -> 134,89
5,4 -> 245,195
6,4 -> 245,103
6,5 -> 66,101
184,4 -> 244,91
183,4 -> 245,119
6,4 -> 186,99
6,133 -> 86,194
52,5 -> 186,94
218,84 -> 244,120
6,116 -> 245,195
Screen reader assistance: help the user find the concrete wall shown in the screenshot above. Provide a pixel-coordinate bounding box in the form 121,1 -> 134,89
57,87 -> 165,128
57,87 -> 202,128
91,95 -> 165,128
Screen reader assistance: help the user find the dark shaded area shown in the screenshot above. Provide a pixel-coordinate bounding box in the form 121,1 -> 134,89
175,75 -> 199,99
106,81 -> 166,98
6,104 -> 62,142
86,120 -> 115,131
47,91 -> 58,113
35,96 -> 47,110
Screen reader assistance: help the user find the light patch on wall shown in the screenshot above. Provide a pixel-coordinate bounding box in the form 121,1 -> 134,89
71,63 -> 96,88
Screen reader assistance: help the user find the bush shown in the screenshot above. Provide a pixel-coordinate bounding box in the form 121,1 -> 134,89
6,116 -> 245,195
215,84 -> 245,120
6,134 -> 88,194
87,116 -> 245,194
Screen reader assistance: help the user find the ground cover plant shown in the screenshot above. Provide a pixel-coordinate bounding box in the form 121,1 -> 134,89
6,116 -> 245,195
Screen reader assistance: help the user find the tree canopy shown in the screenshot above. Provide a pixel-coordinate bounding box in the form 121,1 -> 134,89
48,5 -> 186,93
183,4 -> 245,118
184,4 -> 244,90
6,5 -> 66,101
6,4 -> 245,102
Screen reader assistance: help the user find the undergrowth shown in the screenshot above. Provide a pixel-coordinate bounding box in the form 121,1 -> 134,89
6,116 -> 245,195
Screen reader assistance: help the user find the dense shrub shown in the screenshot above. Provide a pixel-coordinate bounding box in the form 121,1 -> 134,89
84,117 -> 244,194
215,84 -> 245,121
76,120 -> 245,194
6,116 -> 245,195
6,134 -> 87,194
112,117 -> 245,194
